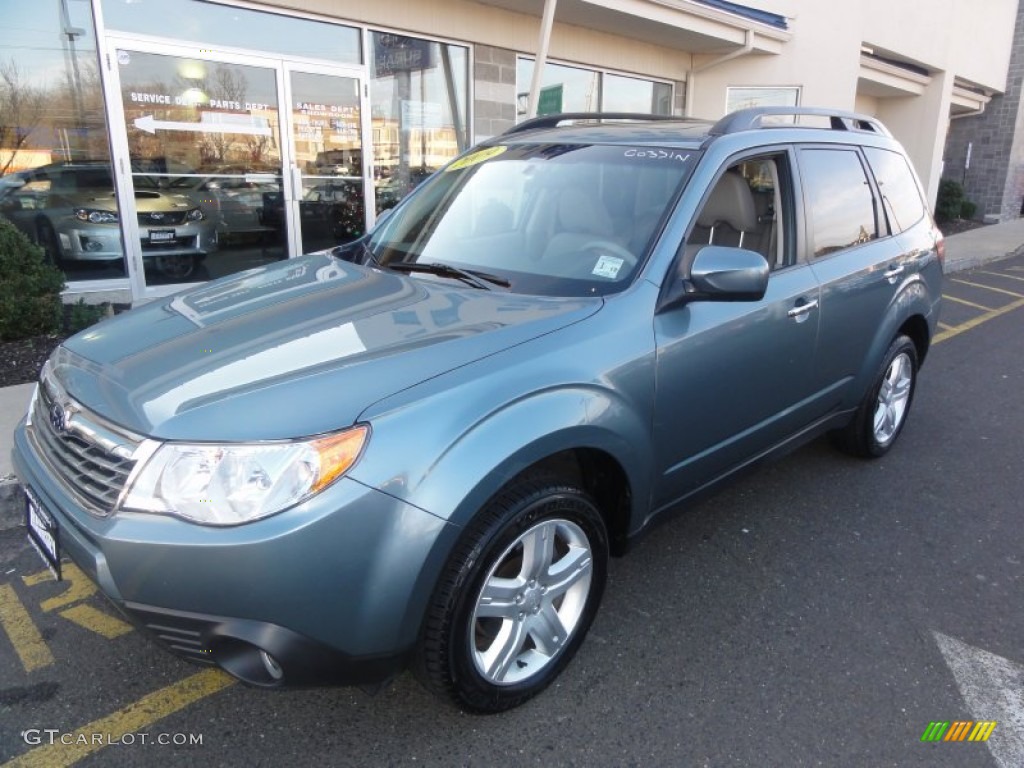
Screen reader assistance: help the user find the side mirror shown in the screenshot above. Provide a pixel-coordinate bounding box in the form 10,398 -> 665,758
685,245 -> 769,302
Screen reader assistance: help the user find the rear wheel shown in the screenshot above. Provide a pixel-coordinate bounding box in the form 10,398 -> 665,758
416,473 -> 608,713
833,334 -> 918,458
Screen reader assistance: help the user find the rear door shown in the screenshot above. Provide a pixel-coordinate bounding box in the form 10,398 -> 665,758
798,145 -> 908,405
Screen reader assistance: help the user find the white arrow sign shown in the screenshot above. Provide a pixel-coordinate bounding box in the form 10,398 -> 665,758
133,114 -> 270,137
934,631 -> 1024,767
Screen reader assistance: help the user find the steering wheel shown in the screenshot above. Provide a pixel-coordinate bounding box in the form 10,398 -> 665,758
577,239 -> 638,276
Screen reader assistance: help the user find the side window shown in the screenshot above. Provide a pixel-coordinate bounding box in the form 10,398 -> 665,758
685,153 -> 792,270
800,149 -> 877,258
863,147 -> 926,234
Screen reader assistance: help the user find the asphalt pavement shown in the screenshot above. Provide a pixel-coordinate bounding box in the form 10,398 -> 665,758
1,223 -> 1023,766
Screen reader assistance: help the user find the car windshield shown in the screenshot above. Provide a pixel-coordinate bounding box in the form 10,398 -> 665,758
367,143 -> 698,296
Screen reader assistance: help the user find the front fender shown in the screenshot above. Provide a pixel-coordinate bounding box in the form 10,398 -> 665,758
351,385 -> 653,533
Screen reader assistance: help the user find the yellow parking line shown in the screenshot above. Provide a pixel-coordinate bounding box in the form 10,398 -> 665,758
937,321 -> 954,331
24,564 -> 96,613
950,278 -> 1024,299
0,583 -> 54,673
2,669 -> 236,768
934,297 -> 1024,344
59,604 -> 133,639
977,269 -> 1024,283
942,294 -> 994,311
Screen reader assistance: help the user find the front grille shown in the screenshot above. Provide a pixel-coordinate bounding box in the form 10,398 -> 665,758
28,382 -> 140,516
138,211 -> 188,225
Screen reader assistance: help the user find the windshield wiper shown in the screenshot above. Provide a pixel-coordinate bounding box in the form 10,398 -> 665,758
386,261 -> 511,290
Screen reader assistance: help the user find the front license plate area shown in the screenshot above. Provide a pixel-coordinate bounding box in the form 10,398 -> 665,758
148,229 -> 175,243
25,489 -> 61,580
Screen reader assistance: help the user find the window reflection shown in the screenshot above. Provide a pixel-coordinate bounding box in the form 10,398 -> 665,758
603,73 -> 672,114
100,0 -> 360,66
0,0 -> 125,280
802,149 -> 878,257
516,59 -> 673,119
516,60 -> 600,116
370,33 -> 469,213
118,50 -> 286,284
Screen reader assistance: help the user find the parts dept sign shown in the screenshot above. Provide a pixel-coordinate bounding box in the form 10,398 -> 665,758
127,91 -> 272,112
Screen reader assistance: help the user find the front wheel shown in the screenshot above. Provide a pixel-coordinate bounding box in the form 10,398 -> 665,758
35,220 -> 62,266
833,334 -> 918,458
416,473 -> 608,713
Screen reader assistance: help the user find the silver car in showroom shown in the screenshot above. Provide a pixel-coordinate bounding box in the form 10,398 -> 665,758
13,108 -> 943,713
0,161 -> 216,278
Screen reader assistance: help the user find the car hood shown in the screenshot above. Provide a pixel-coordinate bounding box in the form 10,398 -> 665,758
64,189 -> 199,212
51,255 -> 600,440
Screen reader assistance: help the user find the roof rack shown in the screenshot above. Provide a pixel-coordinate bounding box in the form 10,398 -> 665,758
709,107 -> 891,137
503,112 -> 680,136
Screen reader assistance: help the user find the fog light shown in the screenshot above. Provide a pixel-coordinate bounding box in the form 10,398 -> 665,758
82,238 -> 104,252
260,649 -> 283,680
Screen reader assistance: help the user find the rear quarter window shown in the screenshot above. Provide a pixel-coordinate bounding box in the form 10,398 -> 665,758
863,147 -> 926,234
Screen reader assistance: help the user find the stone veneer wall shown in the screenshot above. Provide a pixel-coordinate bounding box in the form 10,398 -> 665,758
473,45 -> 518,141
943,1 -> 1024,222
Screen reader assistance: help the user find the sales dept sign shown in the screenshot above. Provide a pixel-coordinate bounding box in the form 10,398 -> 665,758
373,36 -> 435,78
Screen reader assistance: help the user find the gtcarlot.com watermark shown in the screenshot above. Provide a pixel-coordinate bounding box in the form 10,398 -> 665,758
22,729 -> 203,747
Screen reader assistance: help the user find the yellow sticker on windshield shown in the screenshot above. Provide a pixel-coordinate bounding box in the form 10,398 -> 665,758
445,145 -> 507,172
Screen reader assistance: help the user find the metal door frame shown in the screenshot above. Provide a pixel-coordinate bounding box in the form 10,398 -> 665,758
99,34 -> 368,301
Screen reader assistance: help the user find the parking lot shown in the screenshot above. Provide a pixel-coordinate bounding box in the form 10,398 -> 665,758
1,254 -> 1022,767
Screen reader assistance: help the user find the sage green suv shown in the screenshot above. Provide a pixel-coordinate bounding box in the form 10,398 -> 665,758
13,108 -> 942,713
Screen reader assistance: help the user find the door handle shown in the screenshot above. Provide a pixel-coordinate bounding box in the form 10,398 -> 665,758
787,299 -> 818,319
884,264 -> 905,284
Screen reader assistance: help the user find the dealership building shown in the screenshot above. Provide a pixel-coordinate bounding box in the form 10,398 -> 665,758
0,0 -> 1019,304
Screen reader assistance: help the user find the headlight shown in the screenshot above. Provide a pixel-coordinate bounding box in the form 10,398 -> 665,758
120,425 -> 368,525
74,208 -> 118,224
185,207 -> 204,221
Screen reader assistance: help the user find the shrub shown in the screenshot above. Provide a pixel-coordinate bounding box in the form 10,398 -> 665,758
935,179 -> 966,223
66,299 -> 111,335
0,216 -> 64,341
960,200 -> 978,220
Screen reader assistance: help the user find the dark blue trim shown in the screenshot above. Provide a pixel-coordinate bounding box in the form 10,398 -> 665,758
692,0 -> 788,30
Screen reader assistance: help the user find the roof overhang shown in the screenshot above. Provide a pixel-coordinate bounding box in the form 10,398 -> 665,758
857,54 -> 931,98
950,79 -> 993,116
475,0 -> 789,54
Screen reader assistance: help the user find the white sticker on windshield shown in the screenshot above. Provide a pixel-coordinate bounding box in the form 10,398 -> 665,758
592,254 -> 625,279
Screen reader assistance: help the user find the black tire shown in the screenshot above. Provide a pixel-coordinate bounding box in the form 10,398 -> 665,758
153,254 -> 198,280
415,473 -> 608,713
35,219 -> 62,266
832,334 -> 918,458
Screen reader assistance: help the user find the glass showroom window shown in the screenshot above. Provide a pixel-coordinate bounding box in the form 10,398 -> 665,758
517,59 -> 672,119
370,33 -> 469,213
603,73 -> 672,114
0,0 -> 126,281
516,60 -> 600,118
726,86 -> 800,113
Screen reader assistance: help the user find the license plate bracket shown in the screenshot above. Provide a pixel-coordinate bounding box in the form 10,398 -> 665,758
25,489 -> 61,581
148,229 -> 175,243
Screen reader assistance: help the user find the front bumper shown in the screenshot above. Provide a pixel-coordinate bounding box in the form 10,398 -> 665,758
13,419 -> 457,687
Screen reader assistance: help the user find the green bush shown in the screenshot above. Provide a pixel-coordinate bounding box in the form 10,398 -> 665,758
960,200 -> 978,220
66,299 -> 111,335
0,216 -> 64,341
935,179 -> 965,222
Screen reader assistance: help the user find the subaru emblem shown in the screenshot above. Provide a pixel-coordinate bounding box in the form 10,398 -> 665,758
49,402 -> 67,434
